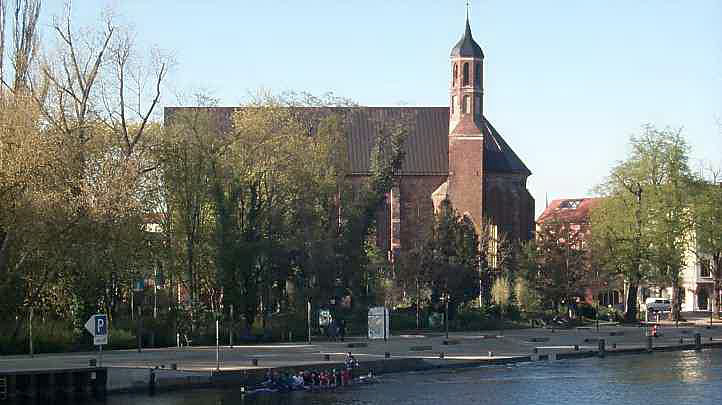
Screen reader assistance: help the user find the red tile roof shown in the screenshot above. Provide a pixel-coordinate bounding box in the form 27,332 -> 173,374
536,197 -> 603,225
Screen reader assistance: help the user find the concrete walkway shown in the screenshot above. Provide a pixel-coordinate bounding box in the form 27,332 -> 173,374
1,323 -> 721,373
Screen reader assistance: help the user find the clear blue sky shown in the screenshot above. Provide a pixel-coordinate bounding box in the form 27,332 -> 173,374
42,1 -> 722,217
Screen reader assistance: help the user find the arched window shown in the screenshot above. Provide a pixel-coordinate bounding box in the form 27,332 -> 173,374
474,63 -> 481,87
462,63 -> 469,86
453,64 -> 458,86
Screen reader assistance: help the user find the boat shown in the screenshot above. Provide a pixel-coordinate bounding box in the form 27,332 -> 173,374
241,374 -> 378,396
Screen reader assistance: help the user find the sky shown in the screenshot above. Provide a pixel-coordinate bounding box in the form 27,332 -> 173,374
40,1 -> 722,217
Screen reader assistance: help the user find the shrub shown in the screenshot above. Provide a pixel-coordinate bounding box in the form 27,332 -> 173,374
390,310 -> 419,331
107,328 -> 136,350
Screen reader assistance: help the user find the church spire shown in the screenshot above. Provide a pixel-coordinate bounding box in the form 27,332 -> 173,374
450,5 -> 484,59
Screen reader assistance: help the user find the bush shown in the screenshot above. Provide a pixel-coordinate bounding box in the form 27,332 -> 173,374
107,328 -> 136,350
577,302 -> 597,319
391,309 -> 421,331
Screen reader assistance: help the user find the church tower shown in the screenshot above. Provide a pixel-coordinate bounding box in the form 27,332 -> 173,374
447,13 -> 485,227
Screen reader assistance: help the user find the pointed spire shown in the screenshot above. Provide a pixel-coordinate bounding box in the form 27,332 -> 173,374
450,2 -> 484,59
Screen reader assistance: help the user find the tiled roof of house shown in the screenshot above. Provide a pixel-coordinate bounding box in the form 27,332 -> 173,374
164,106 -> 530,177
536,197 -> 604,224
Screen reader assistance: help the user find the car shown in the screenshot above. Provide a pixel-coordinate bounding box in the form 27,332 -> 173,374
645,297 -> 671,312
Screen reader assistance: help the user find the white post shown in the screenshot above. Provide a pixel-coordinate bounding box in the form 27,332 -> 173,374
307,300 -> 312,345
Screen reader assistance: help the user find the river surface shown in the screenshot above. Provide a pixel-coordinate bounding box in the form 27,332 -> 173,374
102,349 -> 722,404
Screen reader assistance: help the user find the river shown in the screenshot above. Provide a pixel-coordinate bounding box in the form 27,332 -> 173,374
102,349 -> 722,404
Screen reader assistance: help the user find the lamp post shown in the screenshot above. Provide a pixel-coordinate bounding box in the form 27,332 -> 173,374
133,279 -> 145,353
445,292 -> 450,340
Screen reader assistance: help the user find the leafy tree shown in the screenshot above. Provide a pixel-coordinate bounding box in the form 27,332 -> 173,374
514,277 -> 541,317
418,199 -> 480,319
491,275 -> 510,334
521,219 -> 590,313
591,126 -> 694,322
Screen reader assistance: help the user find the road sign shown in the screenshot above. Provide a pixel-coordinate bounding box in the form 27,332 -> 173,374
85,314 -> 108,345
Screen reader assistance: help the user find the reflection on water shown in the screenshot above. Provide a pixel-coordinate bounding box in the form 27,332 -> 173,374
101,350 -> 722,405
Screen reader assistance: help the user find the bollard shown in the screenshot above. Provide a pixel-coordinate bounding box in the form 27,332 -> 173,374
488,351 -> 493,358
573,345 -> 579,351
385,352 -> 391,359
533,347 -> 538,354
646,336 -> 653,353
598,339 -> 605,358
170,363 -> 177,370
439,352 -> 445,359
679,337 -> 684,344
612,343 -> 616,349
251,359 -> 258,366
323,354 -> 330,361
694,333 -> 702,351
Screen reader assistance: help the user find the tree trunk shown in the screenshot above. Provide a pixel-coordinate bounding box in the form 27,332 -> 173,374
625,281 -> 638,323
671,283 -> 680,323
0,230 -> 11,276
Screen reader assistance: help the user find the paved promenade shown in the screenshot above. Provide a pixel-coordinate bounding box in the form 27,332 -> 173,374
2,322 -> 721,373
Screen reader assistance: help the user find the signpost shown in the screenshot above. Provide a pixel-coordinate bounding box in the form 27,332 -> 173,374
85,314 -> 108,366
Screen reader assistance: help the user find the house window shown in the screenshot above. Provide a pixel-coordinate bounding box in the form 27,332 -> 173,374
474,63 -> 481,87
701,259 -> 711,278
463,95 -> 471,114
463,62 -> 469,86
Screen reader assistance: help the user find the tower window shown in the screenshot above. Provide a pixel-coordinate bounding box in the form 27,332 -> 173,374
462,63 -> 469,86
453,64 -> 458,86
463,95 -> 471,114
475,63 -> 481,87
451,96 -> 456,114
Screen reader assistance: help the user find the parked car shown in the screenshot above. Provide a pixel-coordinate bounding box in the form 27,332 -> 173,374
645,297 -> 672,312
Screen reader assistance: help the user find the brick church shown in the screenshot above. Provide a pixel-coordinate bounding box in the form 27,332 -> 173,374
358,16 -> 535,256
166,16 -> 534,257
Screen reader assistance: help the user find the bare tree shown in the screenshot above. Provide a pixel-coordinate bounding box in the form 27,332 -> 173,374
11,0 -> 40,92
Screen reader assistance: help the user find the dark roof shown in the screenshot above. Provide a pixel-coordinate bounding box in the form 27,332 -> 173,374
163,106 -> 530,177
450,18 -> 484,59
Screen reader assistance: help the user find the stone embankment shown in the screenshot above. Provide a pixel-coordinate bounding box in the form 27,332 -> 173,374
1,322 -> 721,399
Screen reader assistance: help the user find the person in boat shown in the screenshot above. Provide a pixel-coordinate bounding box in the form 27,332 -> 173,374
345,352 -> 359,369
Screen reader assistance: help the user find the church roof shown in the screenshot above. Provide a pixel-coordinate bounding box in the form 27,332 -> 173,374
163,106 -> 530,177
345,107 -> 529,176
450,18 -> 484,59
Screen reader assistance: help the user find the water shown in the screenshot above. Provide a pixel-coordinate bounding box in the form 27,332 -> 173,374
103,350 -> 722,404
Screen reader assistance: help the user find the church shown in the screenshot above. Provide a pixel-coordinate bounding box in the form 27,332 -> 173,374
166,16 -> 534,257
357,16 -> 535,255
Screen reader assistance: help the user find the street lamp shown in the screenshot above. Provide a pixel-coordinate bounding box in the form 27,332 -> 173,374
133,279 -> 145,353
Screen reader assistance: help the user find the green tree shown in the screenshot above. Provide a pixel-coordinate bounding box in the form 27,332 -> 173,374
521,220 -> 589,313
591,126 -> 694,322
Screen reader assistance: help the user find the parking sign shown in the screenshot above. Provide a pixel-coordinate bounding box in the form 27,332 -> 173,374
85,314 -> 108,345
